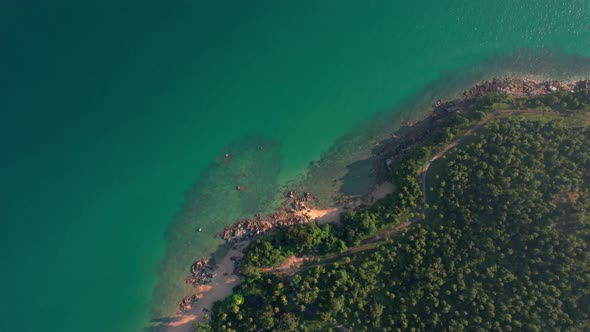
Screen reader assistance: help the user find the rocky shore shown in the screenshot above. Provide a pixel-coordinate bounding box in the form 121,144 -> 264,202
173,77 -> 590,319
462,77 -> 589,99
176,192 -> 321,313
375,77 -> 589,181
178,258 -> 215,312
434,77 -> 590,115
218,191 -> 318,243
185,258 -> 214,288
178,295 -> 197,312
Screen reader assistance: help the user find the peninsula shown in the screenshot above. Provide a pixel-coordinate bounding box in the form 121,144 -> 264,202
169,78 -> 590,332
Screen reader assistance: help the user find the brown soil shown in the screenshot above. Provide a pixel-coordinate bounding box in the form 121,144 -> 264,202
259,255 -> 312,274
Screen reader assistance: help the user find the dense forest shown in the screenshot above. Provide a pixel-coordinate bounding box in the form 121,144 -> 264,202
196,90 -> 590,331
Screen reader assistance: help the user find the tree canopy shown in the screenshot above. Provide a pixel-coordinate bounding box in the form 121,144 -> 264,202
201,92 -> 590,331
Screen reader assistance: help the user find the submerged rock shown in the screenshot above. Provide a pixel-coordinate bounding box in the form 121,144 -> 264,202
179,295 -> 197,312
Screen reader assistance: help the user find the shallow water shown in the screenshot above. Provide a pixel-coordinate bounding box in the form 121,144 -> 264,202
148,49 -> 590,329
1,1 -> 590,331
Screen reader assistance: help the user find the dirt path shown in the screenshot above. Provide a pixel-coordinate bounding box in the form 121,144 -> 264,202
421,111 -> 497,203
164,206 -> 349,330
273,220 -> 413,277
172,109 -> 528,331
259,255 -> 311,274
256,110 -> 514,331
420,109 -> 540,204
268,110 -> 508,278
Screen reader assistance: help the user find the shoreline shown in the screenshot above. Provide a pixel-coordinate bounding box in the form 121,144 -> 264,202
164,203 -> 356,332
163,77 -> 589,331
164,181 -> 397,331
165,242 -> 246,332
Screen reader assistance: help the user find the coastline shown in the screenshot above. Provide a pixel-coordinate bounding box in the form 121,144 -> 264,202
161,184 -> 399,330
165,242 -> 245,332
163,77 -> 589,331
164,204 -> 357,331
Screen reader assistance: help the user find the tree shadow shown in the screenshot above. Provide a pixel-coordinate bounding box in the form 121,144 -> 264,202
339,158 -> 375,196
142,317 -> 172,332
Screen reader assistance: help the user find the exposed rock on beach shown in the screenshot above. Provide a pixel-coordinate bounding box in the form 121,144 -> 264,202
178,258 -> 215,312
377,78 -> 590,181
219,191 -> 318,243
168,77 -> 590,329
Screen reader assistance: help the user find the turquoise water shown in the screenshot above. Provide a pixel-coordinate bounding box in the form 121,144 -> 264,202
1,1 -> 590,331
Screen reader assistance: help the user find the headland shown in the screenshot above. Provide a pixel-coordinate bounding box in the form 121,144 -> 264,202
163,77 -> 590,331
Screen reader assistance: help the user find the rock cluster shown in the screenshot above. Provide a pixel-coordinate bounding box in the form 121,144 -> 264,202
185,258 -> 214,287
380,78 -> 590,184
179,258 -> 215,311
179,294 -> 197,312
176,77 -> 590,315
463,77 -> 585,99
219,192 -> 317,243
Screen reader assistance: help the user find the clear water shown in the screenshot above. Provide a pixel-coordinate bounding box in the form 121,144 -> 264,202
1,1 -> 589,331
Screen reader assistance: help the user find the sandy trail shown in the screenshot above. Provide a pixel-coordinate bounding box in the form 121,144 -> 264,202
259,255 -> 311,274
164,106 -> 563,330
164,183 -> 397,329
165,206 -> 344,330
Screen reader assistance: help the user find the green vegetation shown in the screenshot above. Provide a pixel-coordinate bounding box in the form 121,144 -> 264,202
243,222 -> 347,268
199,90 -> 590,331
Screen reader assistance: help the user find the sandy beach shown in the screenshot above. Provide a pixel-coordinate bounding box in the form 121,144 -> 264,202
165,241 -> 247,332
165,182 -> 396,330
164,207 -> 350,330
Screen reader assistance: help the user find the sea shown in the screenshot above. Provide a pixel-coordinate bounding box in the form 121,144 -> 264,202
1,1 -> 589,331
